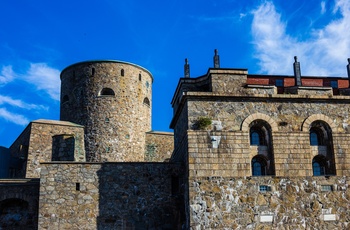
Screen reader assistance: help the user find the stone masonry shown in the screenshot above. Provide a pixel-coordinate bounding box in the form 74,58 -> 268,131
38,162 -> 183,229
170,58 -> 350,229
3,54 -> 350,229
60,61 -> 153,162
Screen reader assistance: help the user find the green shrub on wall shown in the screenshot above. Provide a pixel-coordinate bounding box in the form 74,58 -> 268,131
195,117 -> 212,130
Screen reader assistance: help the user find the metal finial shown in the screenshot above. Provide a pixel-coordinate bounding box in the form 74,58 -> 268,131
213,49 -> 220,68
184,58 -> 190,78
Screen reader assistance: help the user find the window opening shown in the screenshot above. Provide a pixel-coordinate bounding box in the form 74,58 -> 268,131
100,88 -> 115,96
250,131 -> 260,145
321,185 -> 333,192
143,97 -> 150,106
312,156 -> 326,176
121,69 -> 124,76
62,95 -> 69,103
139,73 -> 142,81
310,131 -> 319,146
259,185 -> 272,192
252,156 -> 267,176
330,80 -> 338,88
76,183 -> 80,191
275,79 -> 283,87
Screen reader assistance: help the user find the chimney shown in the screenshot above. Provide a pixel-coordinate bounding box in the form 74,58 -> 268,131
184,58 -> 190,78
347,58 -> 350,80
293,56 -> 302,86
213,49 -> 220,68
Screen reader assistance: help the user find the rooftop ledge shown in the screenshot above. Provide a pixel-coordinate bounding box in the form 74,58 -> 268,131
182,91 -> 350,100
246,84 -> 275,89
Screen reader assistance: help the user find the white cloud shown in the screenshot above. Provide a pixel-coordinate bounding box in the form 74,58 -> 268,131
251,0 -> 350,76
24,63 -> 61,101
0,108 -> 29,126
0,95 -> 47,110
0,65 -> 15,84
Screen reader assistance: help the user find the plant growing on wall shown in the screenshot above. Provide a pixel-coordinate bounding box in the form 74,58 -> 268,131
145,143 -> 157,161
195,117 -> 212,130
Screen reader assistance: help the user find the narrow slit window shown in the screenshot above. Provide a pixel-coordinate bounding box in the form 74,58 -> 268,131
143,97 -> 150,106
76,183 -> 80,191
121,69 -> 124,76
62,95 -> 69,103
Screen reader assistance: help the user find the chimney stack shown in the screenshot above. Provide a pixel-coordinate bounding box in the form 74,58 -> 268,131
213,49 -> 220,68
347,58 -> 350,78
184,58 -> 190,78
293,56 -> 302,86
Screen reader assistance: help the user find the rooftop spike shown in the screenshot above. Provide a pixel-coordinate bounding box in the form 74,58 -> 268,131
293,56 -> 302,86
213,49 -> 220,68
184,58 -> 190,78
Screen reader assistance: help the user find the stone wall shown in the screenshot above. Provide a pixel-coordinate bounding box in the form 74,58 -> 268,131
9,124 -> 31,178
60,61 -> 153,162
38,162 -> 184,229
0,179 -> 39,229
145,131 -> 174,162
189,176 -> 350,229
170,68 -> 350,228
9,120 -> 85,179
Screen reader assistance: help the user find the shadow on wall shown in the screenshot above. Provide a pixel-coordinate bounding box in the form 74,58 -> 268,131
0,147 -> 10,178
96,163 -> 185,229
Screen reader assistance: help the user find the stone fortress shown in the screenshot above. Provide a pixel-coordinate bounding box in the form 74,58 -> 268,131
1,50 -> 350,229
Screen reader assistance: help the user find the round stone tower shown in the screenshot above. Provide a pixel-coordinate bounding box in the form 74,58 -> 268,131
60,60 -> 153,162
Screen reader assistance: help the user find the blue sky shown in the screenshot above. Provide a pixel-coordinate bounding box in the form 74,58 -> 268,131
1,0 -> 350,147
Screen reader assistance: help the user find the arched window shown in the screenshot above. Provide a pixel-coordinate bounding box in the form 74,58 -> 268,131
309,120 -> 335,175
100,88 -> 115,96
143,97 -> 150,106
121,69 -> 124,76
309,130 -> 319,146
62,95 -> 69,103
252,156 -> 267,176
250,130 -> 261,145
312,155 -> 327,176
249,120 -> 275,176
139,73 -> 142,81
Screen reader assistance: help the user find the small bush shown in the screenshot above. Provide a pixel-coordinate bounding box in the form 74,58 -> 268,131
196,117 -> 212,130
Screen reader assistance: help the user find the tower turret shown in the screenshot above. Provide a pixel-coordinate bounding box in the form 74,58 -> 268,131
60,60 -> 153,162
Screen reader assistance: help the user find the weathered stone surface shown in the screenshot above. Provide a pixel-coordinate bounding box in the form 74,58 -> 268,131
38,162 -> 184,229
60,61 -> 153,162
145,131 -> 174,162
0,179 -> 39,229
189,176 -> 350,229
9,120 -> 85,178
171,68 -> 350,229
